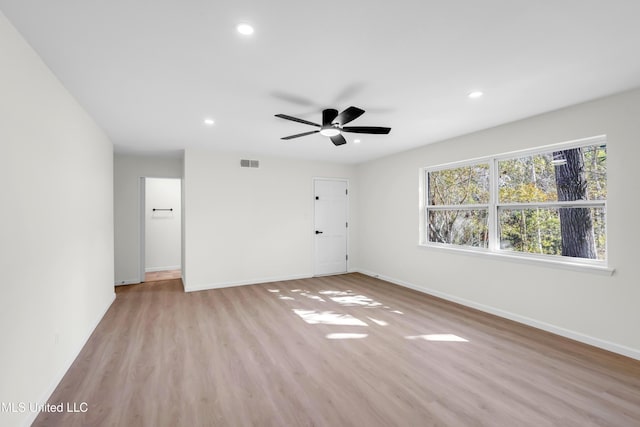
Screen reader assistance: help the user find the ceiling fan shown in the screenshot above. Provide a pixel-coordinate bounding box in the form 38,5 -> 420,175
275,106 -> 391,146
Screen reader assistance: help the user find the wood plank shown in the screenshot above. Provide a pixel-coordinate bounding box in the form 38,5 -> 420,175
144,269 -> 181,282
33,273 -> 640,426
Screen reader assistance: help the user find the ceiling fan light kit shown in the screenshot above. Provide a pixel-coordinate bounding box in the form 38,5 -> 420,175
319,128 -> 341,137
275,106 -> 391,146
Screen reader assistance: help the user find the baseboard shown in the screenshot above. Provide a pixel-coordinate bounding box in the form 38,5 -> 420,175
22,291 -> 116,427
114,279 -> 140,286
356,269 -> 640,361
184,273 -> 313,293
144,265 -> 180,273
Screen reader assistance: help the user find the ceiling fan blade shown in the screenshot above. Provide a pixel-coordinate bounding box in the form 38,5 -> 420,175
323,109 -> 339,126
336,106 -> 365,125
330,134 -> 347,146
275,114 -> 321,128
271,91 -> 319,108
342,126 -> 391,134
281,130 -> 320,140
332,83 -> 366,104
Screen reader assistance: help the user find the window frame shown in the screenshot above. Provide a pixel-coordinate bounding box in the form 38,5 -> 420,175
424,159 -> 491,250
420,135 -> 611,273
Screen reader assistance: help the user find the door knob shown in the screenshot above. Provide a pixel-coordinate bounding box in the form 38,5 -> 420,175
315,230 -> 323,234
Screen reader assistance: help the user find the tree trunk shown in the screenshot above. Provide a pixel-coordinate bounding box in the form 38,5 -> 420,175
554,148 -> 597,258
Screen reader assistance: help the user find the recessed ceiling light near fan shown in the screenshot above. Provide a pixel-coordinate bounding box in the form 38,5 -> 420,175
274,106 -> 391,146
236,23 -> 254,35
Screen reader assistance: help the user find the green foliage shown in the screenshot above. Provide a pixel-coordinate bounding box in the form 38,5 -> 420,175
499,153 -> 557,203
500,208 -> 562,255
584,145 -> 607,200
499,183 -> 554,204
429,164 -> 489,205
428,164 -> 489,245
428,209 -> 488,247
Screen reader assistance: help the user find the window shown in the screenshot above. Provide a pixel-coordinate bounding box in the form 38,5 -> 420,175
427,163 -> 490,248
422,136 -> 607,265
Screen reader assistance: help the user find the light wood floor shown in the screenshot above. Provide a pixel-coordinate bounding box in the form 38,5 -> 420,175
144,269 -> 181,282
34,273 -> 640,426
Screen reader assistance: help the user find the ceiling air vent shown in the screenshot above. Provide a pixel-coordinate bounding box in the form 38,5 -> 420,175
240,159 -> 260,168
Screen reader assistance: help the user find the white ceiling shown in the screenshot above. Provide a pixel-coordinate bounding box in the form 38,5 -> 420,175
2,0 -> 640,164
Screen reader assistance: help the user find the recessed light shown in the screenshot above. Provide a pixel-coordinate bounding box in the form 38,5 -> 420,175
468,91 -> 484,99
353,139 -> 361,144
237,23 -> 254,36
203,118 -> 215,126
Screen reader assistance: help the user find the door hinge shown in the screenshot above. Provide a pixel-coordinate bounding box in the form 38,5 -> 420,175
346,254 -> 349,261
346,222 -> 348,228
346,189 -> 348,195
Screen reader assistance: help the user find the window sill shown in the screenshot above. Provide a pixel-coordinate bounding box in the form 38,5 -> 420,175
417,243 -> 615,276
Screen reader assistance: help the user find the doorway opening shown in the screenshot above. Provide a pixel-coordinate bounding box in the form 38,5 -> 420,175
140,177 -> 182,283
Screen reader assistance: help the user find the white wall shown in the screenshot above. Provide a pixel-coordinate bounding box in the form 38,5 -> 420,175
0,11 -> 115,427
145,178 -> 181,272
183,149 -> 357,291
356,88 -> 640,358
114,154 -> 182,284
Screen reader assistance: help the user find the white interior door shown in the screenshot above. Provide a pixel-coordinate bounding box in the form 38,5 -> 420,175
314,179 -> 348,276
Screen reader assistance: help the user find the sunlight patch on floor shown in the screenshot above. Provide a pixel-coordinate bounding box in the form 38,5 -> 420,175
330,295 -> 383,307
301,292 -> 326,302
326,333 -> 368,340
293,309 -> 368,326
405,334 -> 469,342
367,317 -> 388,326
319,290 -> 352,296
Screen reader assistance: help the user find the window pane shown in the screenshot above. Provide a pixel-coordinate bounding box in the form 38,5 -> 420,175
498,144 -> 607,203
428,164 -> 489,205
499,207 -> 606,260
428,209 -> 489,248
583,144 -> 607,200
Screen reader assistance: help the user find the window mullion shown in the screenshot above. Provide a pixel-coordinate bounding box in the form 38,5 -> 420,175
497,200 -> 606,209
426,204 -> 489,210
488,158 -> 499,251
